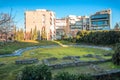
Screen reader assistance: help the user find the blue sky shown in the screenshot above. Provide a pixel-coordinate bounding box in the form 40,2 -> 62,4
0,0 -> 120,29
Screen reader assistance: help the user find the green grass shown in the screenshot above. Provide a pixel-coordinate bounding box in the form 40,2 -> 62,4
0,40 -> 58,55
0,62 -> 119,80
97,62 -> 120,70
0,46 -> 112,63
0,63 -> 34,80
102,56 -> 112,59
52,65 -> 94,75
52,62 -> 120,75
80,57 -> 99,61
0,41 -> 118,80
79,55 -> 112,61
49,59 -> 75,65
56,40 -> 75,45
21,47 -> 112,60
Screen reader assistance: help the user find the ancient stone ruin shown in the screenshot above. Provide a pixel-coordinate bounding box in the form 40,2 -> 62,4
0,62 -> 5,66
40,56 -> 111,69
89,64 -> 104,73
103,53 -> 112,56
15,58 -> 39,64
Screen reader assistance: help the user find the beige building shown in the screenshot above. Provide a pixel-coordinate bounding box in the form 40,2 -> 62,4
25,9 -> 56,40
56,18 -> 69,39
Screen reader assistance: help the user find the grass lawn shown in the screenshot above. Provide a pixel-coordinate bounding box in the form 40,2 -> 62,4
0,40 -> 58,55
0,40 -> 117,80
56,40 -> 76,45
52,62 -> 120,75
52,65 -> 95,75
22,47 -> 112,60
0,62 -> 119,80
97,62 -> 120,70
80,57 -> 99,61
49,59 -> 75,65
0,46 -> 112,63
0,63 -> 34,80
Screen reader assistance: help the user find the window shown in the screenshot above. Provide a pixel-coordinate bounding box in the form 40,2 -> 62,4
92,20 -> 108,26
91,14 -> 109,20
42,14 -> 45,25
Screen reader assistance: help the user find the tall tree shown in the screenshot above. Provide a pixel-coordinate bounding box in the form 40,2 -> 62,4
15,29 -> 20,40
41,27 -> 47,40
15,28 -> 24,41
30,28 -> 32,40
19,28 -> 24,40
32,26 -> 38,40
114,23 -> 120,30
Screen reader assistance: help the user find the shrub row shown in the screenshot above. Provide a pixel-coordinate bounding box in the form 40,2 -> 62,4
54,72 -> 93,80
17,65 -> 93,80
76,31 -> 120,45
112,43 -> 120,65
17,65 -> 52,80
18,65 -> 120,80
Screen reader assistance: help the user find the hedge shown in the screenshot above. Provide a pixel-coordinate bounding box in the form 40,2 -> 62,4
54,72 -> 93,80
76,31 -> 120,45
17,65 -> 52,80
112,43 -> 120,65
18,65 -> 120,80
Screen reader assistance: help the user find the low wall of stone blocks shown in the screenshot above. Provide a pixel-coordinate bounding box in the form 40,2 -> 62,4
15,58 -> 39,64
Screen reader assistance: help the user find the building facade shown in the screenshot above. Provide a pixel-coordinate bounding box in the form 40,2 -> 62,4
25,9 -> 56,40
56,18 -> 68,39
67,15 -> 89,37
25,9 -> 112,40
89,9 -> 111,30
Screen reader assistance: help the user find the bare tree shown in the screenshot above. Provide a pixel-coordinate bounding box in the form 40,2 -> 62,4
114,23 -> 120,30
0,9 -> 15,42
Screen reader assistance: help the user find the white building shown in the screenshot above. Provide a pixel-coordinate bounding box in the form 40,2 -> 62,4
67,15 -> 89,36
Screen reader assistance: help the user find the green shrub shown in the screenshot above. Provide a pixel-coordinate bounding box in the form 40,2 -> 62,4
18,65 -> 52,80
77,74 -> 94,80
54,72 -> 76,80
54,72 -> 93,80
112,43 -> 120,65
76,31 -> 120,45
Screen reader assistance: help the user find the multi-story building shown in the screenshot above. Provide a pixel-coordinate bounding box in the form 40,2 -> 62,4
25,9 -> 112,40
67,15 -> 89,37
89,9 -> 111,30
56,18 -> 68,39
25,9 -> 56,40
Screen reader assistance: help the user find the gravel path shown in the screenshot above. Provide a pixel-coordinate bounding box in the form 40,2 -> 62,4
0,44 -> 112,57
0,45 -> 59,57
69,45 -> 112,51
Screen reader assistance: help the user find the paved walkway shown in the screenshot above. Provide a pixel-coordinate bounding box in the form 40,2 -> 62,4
0,41 -> 112,57
53,41 -> 112,51
52,41 -> 69,47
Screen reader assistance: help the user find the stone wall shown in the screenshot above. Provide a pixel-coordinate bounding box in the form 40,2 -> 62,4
41,56 -> 112,69
15,58 -> 39,64
0,62 -> 5,66
92,69 -> 120,80
15,56 -> 120,79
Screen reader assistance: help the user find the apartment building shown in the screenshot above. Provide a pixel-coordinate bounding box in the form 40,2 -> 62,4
56,18 -> 68,39
25,9 -> 56,40
67,15 -> 89,37
89,9 -> 111,30
25,9 -> 111,40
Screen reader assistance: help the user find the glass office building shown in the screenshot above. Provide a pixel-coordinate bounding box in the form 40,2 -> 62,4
90,9 -> 111,30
